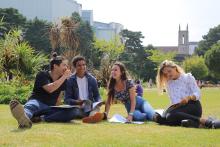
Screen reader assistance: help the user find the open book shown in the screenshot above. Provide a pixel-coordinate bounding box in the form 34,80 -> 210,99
50,101 -> 104,111
92,101 -> 105,109
82,100 -> 104,112
154,103 -> 181,118
108,114 -> 144,124
154,109 -> 164,116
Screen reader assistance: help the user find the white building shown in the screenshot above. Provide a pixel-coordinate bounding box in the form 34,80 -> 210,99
0,0 -> 82,22
93,21 -> 124,41
82,10 -> 93,26
81,11 -> 124,42
0,0 -> 124,42
188,42 -> 198,55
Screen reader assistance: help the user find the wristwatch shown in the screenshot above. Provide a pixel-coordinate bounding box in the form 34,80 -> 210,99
128,112 -> 134,116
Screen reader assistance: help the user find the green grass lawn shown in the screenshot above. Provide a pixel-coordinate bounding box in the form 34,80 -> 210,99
0,88 -> 220,147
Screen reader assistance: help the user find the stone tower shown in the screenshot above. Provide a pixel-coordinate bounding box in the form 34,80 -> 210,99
178,25 -> 189,55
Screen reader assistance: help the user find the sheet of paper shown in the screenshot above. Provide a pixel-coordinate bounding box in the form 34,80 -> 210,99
108,114 -> 144,124
108,114 -> 127,123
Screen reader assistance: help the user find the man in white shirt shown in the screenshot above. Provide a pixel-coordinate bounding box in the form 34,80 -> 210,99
65,56 -> 106,123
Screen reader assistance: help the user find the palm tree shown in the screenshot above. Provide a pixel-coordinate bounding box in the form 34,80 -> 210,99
14,42 -> 48,79
49,23 -> 60,53
0,16 -> 7,37
49,17 -> 80,64
0,29 -> 19,80
60,17 -> 79,51
0,29 -> 48,81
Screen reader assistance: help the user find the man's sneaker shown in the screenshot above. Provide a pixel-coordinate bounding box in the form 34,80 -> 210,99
181,119 -> 199,128
9,100 -> 32,129
82,112 -> 104,123
153,112 -> 163,123
212,120 -> 220,129
204,118 -> 214,128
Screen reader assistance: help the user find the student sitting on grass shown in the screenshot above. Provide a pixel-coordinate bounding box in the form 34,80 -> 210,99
135,80 -> 143,97
9,53 -> 77,129
64,56 -> 105,123
154,60 -> 220,129
104,62 -> 156,122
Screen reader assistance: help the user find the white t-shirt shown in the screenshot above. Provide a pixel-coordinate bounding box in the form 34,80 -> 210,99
167,73 -> 201,104
77,76 -> 89,100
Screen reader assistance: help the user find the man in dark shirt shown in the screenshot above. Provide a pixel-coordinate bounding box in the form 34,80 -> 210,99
29,71 -> 66,106
9,53 -> 76,129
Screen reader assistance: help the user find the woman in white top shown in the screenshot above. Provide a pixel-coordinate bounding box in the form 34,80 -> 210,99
155,60 -> 220,128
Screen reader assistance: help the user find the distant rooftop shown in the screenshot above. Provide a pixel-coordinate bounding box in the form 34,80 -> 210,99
155,46 -> 178,52
188,42 -> 199,45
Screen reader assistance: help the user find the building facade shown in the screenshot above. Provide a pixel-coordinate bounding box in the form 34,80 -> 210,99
156,25 -> 198,56
0,0 -> 82,22
0,0 -> 124,42
93,21 -> 124,41
82,10 -> 93,26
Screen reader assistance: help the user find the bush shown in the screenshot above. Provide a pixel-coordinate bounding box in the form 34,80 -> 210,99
0,80 -> 33,104
0,80 -> 108,105
99,87 -> 107,101
182,56 -> 208,79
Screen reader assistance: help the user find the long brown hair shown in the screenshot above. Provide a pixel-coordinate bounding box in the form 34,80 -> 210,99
107,62 -> 128,102
156,60 -> 185,92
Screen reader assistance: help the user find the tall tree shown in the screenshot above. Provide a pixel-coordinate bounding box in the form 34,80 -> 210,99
71,12 -> 96,67
24,18 -> 52,54
49,17 -> 79,64
49,12 -> 97,69
144,45 -> 158,81
0,17 -> 7,36
205,42 -> 220,78
196,24 -> 220,56
119,29 -> 154,80
0,8 -> 26,37
77,21 -> 94,60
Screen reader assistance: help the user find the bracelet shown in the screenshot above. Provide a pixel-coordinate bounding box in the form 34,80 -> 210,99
128,112 -> 134,116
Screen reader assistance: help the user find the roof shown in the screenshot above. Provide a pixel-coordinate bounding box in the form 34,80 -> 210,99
155,46 -> 178,52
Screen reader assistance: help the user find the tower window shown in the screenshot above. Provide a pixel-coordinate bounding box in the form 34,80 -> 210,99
182,35 -> 185,44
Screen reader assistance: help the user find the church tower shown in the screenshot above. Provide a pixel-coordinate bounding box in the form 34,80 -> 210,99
178,24 -> 189,55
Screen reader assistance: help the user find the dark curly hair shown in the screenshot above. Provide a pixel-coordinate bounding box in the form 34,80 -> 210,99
72,55 -> 86,67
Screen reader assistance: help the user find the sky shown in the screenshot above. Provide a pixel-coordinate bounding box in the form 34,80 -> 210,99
77,0 -> 220,46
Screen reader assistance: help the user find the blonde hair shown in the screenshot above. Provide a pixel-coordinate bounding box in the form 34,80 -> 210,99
156,60 -> 185,92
